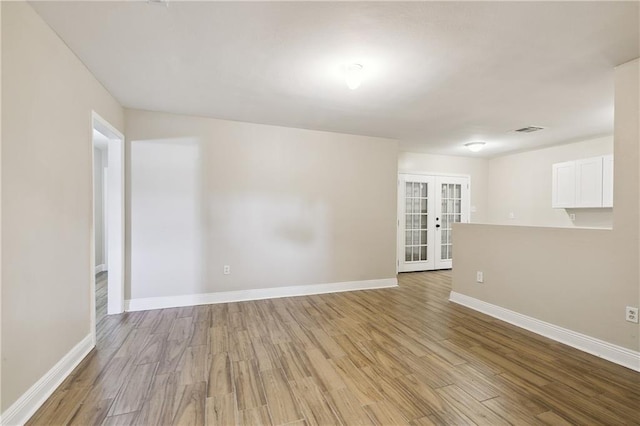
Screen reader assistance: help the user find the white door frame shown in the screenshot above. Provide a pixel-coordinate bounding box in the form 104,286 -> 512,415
91,112 -> 125,339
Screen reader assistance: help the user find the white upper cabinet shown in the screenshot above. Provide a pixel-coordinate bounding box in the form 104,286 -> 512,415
552,155 -> 613,209
552,161 -> 576,208
575,157 -> 603,207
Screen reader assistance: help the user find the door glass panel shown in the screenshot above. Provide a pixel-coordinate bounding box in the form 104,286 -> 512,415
403,180 -> 429,263
413,199 -> 420,213
420,246 -> 427,261
439,183 -> 463,261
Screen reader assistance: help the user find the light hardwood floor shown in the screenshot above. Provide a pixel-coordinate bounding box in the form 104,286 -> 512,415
28,271 -> 640,425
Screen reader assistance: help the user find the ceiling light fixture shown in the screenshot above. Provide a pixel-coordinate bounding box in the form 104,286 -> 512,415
465,142 -> 486,152
345,63 -> 364,90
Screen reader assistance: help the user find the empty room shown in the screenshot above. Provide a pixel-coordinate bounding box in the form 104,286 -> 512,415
2,1 -> 639,425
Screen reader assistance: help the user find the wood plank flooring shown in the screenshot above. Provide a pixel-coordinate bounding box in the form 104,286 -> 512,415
28,271 -> 640,425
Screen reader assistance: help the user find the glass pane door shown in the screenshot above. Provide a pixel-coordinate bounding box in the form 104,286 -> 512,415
397,175 -> 434,272
404,182 -> 429,262
398,174 -> 469,273
434,176 -> 469,270
439,183 -> 462,261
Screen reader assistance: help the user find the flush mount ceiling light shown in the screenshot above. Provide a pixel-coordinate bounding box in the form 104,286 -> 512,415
345,63 -> 364,90
465,142 -> 486,152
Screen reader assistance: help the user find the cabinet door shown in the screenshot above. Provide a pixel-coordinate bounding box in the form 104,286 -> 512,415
552,161 -> 576,208
602,155 -> 613,208
575,157 -> 603,207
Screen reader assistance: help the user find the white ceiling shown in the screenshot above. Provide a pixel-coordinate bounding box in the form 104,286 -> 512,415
31,1 -> 639,157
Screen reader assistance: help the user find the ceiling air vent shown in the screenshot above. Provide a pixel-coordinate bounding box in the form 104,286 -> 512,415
514,126 -> 545,133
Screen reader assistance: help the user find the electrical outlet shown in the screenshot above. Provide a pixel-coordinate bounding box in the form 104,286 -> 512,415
508,212 -> 515,219
626,306 -> 639,323
476,271 -> 484,283
223,265 -> 231,275
569,213 -> 576,221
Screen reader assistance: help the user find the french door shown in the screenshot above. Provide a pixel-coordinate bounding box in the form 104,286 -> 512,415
397,174 -> 469,272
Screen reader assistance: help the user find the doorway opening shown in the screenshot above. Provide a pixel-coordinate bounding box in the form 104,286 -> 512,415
91,112 -> 125,339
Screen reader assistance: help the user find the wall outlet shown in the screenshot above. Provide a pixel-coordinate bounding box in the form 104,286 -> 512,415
569,213 -> 576,221
476,271 -> 484,283
223,265 -> 231,275
508,212 -> 515,219
626,306 -> 639,323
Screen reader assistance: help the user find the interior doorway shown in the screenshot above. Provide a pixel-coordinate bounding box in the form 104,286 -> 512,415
91,112 -> 125,337
93,131 -> 109,324
397,173 -> 470,272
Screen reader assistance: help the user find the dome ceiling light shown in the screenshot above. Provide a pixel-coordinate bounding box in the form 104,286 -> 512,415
465,142 -> 486,152
345,63 -> 364,90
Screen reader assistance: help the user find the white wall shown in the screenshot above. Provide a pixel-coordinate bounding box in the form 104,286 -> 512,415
2,2 -> 124,412
487,136 -> 613,228
125,109 -> 398,302
398,152 -> 489,223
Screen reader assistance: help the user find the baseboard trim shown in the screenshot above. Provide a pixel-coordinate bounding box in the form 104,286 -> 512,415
126,278 -> 398,312
94,264 -> 106,274
1,334 -> 94,426
449,291 -> 640,372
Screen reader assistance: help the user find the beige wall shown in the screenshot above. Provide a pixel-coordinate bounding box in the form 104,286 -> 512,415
452,59 -> 640,351
1,2 -> 124,411
398,152 -> 489,223
125,109 -> 398,301
487,136 -> 613,228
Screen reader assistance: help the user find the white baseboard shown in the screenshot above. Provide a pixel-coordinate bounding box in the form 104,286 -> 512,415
94,264 -> 106,274
1,334 -> 94,426
126,278 -> 398,312
449,291 -> 640,372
